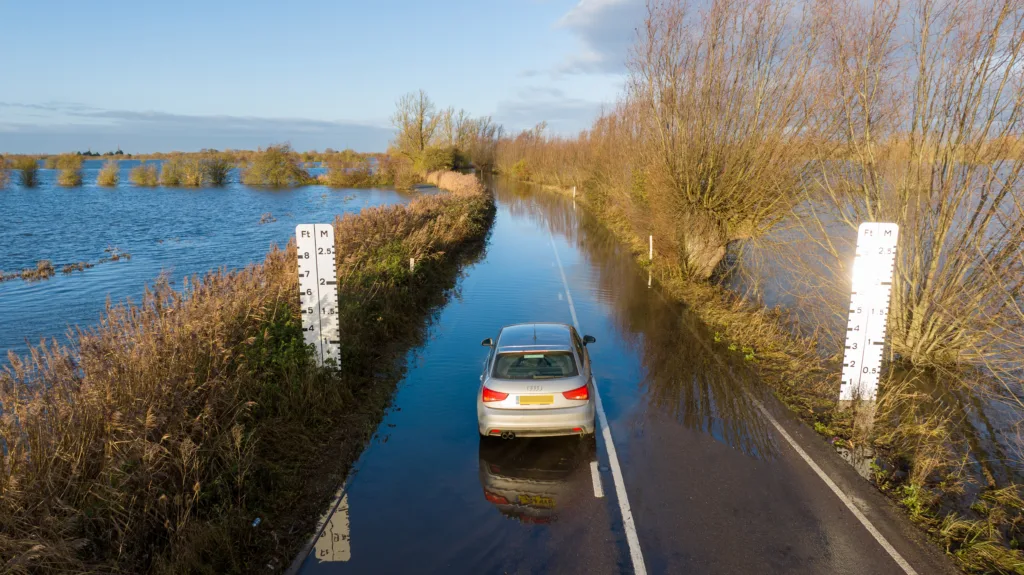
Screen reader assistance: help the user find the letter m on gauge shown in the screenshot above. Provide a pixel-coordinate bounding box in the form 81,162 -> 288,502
840,222 -> 898,401
296,224 -> 340,367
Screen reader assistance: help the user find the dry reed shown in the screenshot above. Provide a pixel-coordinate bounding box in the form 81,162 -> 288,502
0,171 -> 493,573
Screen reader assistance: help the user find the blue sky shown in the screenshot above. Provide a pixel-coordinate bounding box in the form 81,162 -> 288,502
0,0 -> 646,154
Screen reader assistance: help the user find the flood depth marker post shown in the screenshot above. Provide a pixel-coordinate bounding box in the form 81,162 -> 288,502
840,222 -> 899,403
297,224 -> 340,367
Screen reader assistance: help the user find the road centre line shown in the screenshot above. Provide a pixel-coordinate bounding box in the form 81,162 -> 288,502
549,233 -> 648,575
591,460 -> 605,498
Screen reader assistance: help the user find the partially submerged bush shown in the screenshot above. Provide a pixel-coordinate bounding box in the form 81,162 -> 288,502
0,156 -> 8,188
56,154 -> 84,187
158,156 -> 185,186
201,152 -> 234,186
241,144 -> 311,187
10,157 -> 39,187
96,160 -> 119,187
129,162 -> 159,187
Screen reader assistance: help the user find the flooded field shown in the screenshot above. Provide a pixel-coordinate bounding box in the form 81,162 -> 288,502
0,159 -> 422,360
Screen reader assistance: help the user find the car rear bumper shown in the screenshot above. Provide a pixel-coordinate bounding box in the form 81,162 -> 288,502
478,402 -> 596,437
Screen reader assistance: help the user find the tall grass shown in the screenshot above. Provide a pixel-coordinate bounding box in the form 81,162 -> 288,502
241,143 -> 312,187
10,157 -> 39,188
129,162 -> 159,187
0,171 -> 492,573
96,160 -> 119,187
0,156 -> 8,188
55,154 -> 84,187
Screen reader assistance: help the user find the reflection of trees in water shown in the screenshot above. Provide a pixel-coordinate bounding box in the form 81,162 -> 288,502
631,298 -> 778,459
493,179 -> 776,459
880,367 -> 1024,490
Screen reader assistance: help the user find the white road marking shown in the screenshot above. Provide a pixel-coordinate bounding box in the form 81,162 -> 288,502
550,234 -> 648,575
590,460 -> 605,498
642,274 -> 923,575
750,398 -> 919,575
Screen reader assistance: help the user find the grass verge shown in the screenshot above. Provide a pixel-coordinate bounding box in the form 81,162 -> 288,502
0,171 -> 494,574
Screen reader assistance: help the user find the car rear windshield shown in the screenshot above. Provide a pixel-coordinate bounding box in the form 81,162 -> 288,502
492,351 -> 579,379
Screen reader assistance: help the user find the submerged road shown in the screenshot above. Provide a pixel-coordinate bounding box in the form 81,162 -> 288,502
291,181 -> 957,574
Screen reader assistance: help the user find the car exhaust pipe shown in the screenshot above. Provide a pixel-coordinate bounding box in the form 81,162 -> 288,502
500,431 -> 516,440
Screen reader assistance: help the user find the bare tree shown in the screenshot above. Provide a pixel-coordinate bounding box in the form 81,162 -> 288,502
627,0 -> 822,278
391,90 -> 440,160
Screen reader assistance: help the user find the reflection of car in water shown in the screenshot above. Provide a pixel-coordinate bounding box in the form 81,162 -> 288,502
478,435 -> 597,524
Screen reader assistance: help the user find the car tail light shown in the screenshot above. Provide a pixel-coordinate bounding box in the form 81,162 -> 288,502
484,490 -> 508,505
562,385 -> 589,400
482,387 -> 508,402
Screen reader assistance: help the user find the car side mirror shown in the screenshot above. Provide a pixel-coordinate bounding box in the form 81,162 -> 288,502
583,335 -> 596,346
481,338 -> 494,347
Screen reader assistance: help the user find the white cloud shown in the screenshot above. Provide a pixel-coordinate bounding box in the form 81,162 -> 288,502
555,0 -> 646,74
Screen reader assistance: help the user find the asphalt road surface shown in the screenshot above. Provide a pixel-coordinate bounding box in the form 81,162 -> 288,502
290,180 -> 958,575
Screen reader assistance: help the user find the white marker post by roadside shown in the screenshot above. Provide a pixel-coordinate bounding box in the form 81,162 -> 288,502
296,224 -> 340,367
840,223 -> 898,403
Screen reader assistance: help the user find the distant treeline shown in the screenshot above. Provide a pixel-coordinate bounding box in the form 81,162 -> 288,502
0,93 -> 501,191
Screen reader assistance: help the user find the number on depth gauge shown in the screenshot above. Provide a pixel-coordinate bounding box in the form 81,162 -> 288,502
839,222 -> 899,402
296,224 -> 340,367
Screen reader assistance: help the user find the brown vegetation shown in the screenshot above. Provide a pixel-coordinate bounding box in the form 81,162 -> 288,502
9,157 -> 39,187
130,162 -> 160,187
240,144 -> 313,187
0,170 -> 493,573
495,0 -> 1024,570
390,90 -> 501,176
96,160 -> 120,187
55,155 -> 83,187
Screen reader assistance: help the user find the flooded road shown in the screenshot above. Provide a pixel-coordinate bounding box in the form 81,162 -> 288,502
293,180 -> 956,574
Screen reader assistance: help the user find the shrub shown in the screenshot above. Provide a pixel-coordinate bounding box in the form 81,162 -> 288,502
159,156 -> 185,186
510,159 -> 531,181
322,156 -> 374,187
416,146 -> 455,173
96,160 -> 119,187
378,154 -> 418,191
43,156 -> 57,169
201,153 -> 234,186
241,144 -> 311,187
129,162 -> 159,187
0,156 -> 8,188
56,154 -> 84,187
10,157 -> 39,187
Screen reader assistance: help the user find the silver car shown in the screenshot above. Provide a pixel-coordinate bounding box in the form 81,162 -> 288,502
477,323 -> 597,438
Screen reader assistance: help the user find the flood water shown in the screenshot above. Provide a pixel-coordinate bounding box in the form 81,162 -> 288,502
294,179 -> 950,574
0,159 -> 422,360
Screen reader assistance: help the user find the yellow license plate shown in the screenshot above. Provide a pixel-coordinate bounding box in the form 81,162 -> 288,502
518,395 -> 554,405
518,494 -> 556,508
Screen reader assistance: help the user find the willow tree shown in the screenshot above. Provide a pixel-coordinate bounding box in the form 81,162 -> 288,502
627,0 -> 821,278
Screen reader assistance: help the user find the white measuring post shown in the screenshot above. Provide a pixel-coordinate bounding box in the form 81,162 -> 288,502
649,235 -> 653,261
296,224 -> 340,367
840,222 -> 899,402
573,186 -> 577,198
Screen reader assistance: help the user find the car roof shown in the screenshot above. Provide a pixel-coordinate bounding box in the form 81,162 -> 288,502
496,323 -> 573,352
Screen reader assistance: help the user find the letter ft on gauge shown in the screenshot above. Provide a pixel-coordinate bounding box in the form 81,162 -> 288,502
840,223 -> 899,401
296,224 -> 340,367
